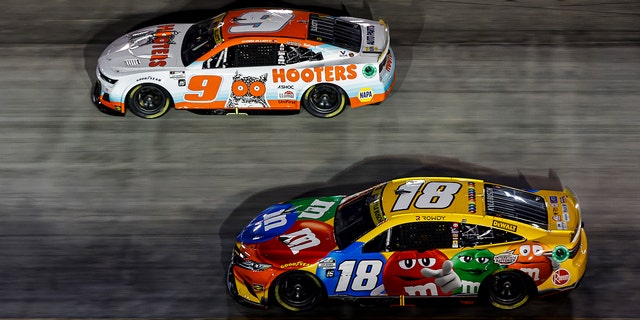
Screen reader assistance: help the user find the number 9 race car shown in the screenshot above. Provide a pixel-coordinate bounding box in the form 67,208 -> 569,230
227,175 -> 587,311
92,8 -> 395,119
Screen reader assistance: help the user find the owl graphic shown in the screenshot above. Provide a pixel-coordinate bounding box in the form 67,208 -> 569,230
225,72 -> 270,108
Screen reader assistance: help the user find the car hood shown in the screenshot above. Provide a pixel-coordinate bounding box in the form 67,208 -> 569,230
98,23 -> 191,73
236,196 -> 344,268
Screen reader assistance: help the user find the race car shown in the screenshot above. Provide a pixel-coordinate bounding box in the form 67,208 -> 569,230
92,8 -> 395,119
227,175 -> 587,311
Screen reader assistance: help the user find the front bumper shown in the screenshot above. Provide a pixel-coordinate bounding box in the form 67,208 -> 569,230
226,262 -> 270,309
91,80 -> 125,116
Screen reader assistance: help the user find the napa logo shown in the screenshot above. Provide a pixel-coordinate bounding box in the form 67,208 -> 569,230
358,88 -> 374,103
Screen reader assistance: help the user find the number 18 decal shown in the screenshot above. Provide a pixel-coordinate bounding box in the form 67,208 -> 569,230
335,260 -> 383,293
392,181 -> 461,211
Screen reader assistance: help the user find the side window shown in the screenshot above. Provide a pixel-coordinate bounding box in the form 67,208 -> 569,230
281,44 -> 323,65
227,43 -> 279,68
204,50 -> 225,69
362,222 -> 453,253
459,224 -> 524,247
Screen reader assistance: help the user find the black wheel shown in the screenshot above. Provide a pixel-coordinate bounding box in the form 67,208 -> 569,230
302,84 -> 346,118
126,84 -> 172,119
273,271 -> 324,312
485,270 -> 532,309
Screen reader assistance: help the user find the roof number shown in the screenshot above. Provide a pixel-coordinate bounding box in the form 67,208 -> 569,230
392,181 -> 461,212
229,11 -> 294,34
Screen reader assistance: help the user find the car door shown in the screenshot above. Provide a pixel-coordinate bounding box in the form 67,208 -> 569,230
182,43 -> 279,110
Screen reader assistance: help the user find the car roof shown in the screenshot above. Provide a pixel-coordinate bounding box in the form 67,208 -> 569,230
379,177 -> 485,220
221,8 -> 312,40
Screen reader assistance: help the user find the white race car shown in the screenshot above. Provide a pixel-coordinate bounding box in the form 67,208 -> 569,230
92,8 -> 395,119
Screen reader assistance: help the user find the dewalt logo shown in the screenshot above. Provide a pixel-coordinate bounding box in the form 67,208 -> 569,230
492,220 -> 518,232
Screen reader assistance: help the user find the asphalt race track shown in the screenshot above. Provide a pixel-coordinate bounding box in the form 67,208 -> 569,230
1,0 -> 639,319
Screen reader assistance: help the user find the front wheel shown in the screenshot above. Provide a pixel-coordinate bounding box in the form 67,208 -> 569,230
126,84 -> 172,119
273,271 -> 324,312
485,270 -> 532,309
302,84 -> 346,118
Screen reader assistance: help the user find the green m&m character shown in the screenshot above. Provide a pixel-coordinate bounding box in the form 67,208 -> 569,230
451,249 -> 501,294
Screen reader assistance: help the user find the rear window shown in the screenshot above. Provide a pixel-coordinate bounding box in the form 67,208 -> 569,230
308,14 -> 362,52
485,184 -> 548,230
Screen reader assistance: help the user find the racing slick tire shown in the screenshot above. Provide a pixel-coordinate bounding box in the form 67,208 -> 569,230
483,269 -> 534,309
126,83 -> 172,119
272,271 -> 325,312
302,83 -> 346,118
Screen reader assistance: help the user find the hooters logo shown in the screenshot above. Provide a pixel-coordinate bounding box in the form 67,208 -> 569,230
552,269 -> 571,286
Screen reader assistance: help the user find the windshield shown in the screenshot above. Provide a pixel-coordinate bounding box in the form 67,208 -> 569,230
181,13 -> 225,66
334,185 -> 384,249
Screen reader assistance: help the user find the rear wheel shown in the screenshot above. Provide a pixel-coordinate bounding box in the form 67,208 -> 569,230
302,84 -> 346,118
127,84 -> 172,119
273,271 -> 324,312
485,270 -> 532,309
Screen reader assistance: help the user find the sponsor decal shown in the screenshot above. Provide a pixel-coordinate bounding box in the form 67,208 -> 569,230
467,182 -> 476,213
366,26 -> 375,45
128,24 -> 178,68
492,220 -> 518,232
552,269 -> 571,286
169,71 -> 185,79
415,215 -> 446,221
178,79 -> 186,87
552,214 -> 561,221
556,221 -> 567,230
272,65 -> 357,83
369,186 -> 385,224
280,261 -> 312,269
298,199 -> 336,220
318,258 -> 336,270
279,227 -> 321,254
384,52 -> 393,72
136,76 -> 161,82
362,64 -> 377,78
550,196 -> 559,208
358,88 -> 373,103
226,72 -> 269,108
493,250 -> 518,266
278,89 -> 295,100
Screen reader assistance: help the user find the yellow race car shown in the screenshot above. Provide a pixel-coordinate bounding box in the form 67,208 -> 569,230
227,174 -> 587,311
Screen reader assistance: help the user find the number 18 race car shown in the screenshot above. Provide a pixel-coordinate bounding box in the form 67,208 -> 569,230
92,8 -> 395,119
227,176 -> 587,311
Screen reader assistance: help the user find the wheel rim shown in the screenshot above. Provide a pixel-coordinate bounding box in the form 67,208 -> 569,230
134,86 -> 166,115
489,272 -> 528,306
309,85 -> 341,113
277,273 -> 321,309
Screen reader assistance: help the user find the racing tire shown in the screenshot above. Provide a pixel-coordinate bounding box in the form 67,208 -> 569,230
302,84 -> 346,118
273,271 -> 324,312
484,270 -> 533,310
126,83 -> 172,119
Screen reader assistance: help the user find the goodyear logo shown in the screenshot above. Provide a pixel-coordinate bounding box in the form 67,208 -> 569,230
358,88 -> 373,102
492,220 -> 518,232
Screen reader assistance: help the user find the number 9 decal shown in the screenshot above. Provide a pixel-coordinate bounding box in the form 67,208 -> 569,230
184,75 -> 223,102
229,11 -> 294,33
